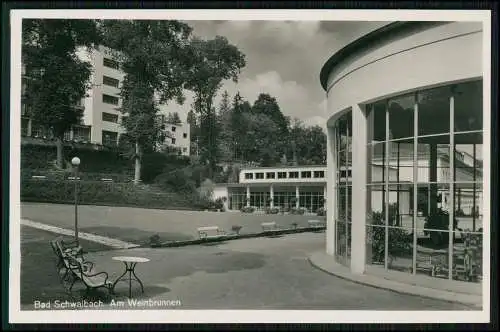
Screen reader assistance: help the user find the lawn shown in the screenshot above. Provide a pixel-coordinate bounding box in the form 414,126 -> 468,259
21,202 -> 326,245
20,225 -> 114,306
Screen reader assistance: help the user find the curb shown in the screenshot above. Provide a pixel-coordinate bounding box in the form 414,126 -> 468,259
308,251 -> 482,309
151,227 -> 326,248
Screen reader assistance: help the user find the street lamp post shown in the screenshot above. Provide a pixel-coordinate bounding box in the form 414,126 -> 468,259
71,156 -> 81,245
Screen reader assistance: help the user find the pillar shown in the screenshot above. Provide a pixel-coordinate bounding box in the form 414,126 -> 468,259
295,186 -> 300,208
270,185 -> 274,208
351,104 -> 368,274
246,185 -> 250,207
323,184 -> 327,208
326,125 -> 337,255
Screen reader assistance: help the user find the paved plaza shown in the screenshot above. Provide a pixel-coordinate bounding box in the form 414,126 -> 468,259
19,209 -> 476,310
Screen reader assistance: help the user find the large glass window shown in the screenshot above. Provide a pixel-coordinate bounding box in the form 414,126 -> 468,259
364,79 -> 483,282
335,110 -> 352,266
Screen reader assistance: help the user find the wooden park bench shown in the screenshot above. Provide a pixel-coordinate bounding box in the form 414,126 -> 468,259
308,220 -> 326,229
197,226 -> 227,240
261,222 -> 280,232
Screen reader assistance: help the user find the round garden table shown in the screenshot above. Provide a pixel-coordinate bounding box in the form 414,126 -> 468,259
112,256 -> 150,298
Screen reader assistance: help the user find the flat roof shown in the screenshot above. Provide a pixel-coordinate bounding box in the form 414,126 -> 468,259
319,21 -> 443,91
240,165 -> 326,171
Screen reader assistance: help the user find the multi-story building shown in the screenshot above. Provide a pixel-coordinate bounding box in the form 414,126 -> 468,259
21,46 -> 190,156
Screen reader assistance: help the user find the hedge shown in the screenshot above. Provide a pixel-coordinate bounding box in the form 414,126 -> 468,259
21,143 -> 132,174
21,178 -> 203,210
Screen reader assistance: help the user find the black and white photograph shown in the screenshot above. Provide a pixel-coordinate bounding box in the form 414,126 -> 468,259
7,7 -> 492,324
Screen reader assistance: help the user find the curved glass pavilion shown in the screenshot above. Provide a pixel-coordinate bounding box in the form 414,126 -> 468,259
321,21 -> 486,283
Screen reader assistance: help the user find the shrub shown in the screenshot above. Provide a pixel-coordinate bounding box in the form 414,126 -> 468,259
149,234 -> 161,246
265,207 -> 280,214
290,207 -> 306,215
214,197 -> 225,211
21,178 -> 197,210
316,207 -> 326,216
240,206 -> 255,213
291,222 -> 298,229
154,168 -> 196,194
368,211 -> 412,263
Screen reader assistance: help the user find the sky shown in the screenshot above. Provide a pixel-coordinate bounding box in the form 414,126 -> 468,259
163,20 -> 389,128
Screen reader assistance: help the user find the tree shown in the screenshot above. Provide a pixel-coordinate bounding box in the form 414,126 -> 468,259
216,90 -> 233,162
166,112 -> 182,125
230,93 -> 252,162
251,93 -> 290,165
184,36 -> 246,178
22,19 -> 102,168
239,113 -> 280,165
288,119 -> 327,165
251,93 -> 289,134
102,20 -> 193,184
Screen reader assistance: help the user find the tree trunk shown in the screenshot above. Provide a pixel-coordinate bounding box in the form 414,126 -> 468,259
55,136 -> 64,169
134,141 -> 142,185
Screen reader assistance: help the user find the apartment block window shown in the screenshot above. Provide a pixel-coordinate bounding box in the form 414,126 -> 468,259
314,171 -> 325,178
102,94 -> 119,105
183,133 -> 188,138
301,171 -> 312,178
171,138 -> 176,145
103,57 -> 119,69
289,171 -> 299,179
102,112 -> 119,123
256,172 -> 264,179
277,172 -> 287,179
74,126 -> 91,142
171,126 -> 176,132
245,173 -> 254,180
102,130 -> 118,146
103,76 -> 120,88
182,147 -> 187,152
266,172 -> 276,179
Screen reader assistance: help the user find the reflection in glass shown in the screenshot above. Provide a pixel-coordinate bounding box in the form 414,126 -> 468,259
389,93 -> 415,139
368,100 -> 386,142
387,226 -> 413,273
454,185 -> 483,232
418,85 -> 451,136
362,80 -> 483,283
454,80 -> 483,132
366,224 -> 386,266
417,136 -> 451,183
452,230 -> 483,282
415,230 -> 450,279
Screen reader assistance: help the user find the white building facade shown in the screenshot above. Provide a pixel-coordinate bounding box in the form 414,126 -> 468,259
21,46 -> 191,156
213,166 -> 328,213
320,21 -> 485,283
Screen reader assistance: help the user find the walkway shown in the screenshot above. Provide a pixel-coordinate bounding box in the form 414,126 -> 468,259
21,231 -> 477,310
309,251 -> 482,308
21,219 -> 139,249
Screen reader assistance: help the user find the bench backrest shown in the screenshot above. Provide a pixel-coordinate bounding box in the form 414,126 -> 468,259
261,222 -> 276,227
